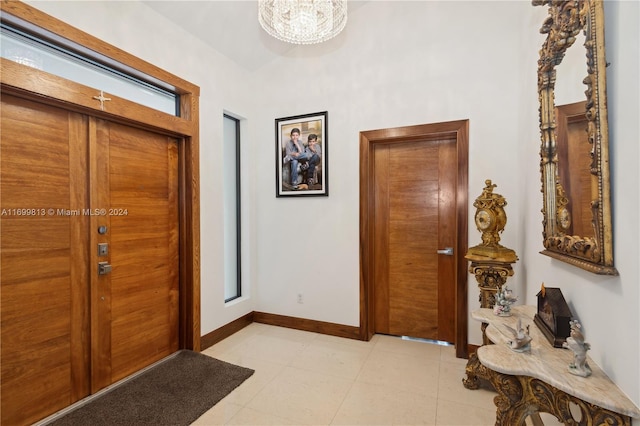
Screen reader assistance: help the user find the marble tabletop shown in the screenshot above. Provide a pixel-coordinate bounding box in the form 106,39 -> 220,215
474,305 -> 640,419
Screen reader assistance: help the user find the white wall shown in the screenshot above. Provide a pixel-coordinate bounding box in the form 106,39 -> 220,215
252,0 -> 532,340
23,0 -> 640,408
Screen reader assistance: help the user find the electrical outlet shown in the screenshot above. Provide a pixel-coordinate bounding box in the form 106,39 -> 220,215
297,293 -> 303,304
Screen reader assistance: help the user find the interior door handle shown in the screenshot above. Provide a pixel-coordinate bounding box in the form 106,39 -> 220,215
98,261 -> 112,275
437,247 -> 454,256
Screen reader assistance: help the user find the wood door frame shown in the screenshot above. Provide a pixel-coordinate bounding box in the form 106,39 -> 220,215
359,120 -> 469,358
0,2 -> 201,351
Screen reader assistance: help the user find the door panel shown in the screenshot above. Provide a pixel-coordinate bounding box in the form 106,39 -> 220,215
388,142 -> 439,338
437,140 -> 457,342
373,138 -> 456,343
99,121 -> 179,383
1,95 -> 90,425
89,118 -> 112,392
373,147 -> 391,333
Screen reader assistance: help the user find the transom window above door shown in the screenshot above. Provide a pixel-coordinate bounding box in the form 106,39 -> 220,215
1,17 -> 178,116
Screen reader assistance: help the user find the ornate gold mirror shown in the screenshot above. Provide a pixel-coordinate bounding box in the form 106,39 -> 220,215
534,0 -> 617,275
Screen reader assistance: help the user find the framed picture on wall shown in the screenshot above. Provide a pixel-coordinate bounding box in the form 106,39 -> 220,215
275,111 -> 328,197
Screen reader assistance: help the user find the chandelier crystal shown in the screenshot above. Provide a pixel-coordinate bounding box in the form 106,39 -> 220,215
258,0 -> 348,45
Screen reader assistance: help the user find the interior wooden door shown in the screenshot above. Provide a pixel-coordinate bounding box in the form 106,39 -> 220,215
1,95 -> 91,425
556,101 -> 592,237
91,118 -> 180,388
372,138 -> 457,343
1,97 -> 179,424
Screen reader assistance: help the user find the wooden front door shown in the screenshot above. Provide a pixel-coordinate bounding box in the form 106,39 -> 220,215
91,119 -> 180,388
1,95 -> 179,424
372,138 -> 457,343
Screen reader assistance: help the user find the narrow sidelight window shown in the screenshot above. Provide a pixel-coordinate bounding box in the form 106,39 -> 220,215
223,114 -> 241,302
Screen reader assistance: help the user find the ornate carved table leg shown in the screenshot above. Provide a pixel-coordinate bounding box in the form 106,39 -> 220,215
484,369 -> 632,426
462,352 -> 481,390
485,370 -> 532,425
462,351 -> 496,391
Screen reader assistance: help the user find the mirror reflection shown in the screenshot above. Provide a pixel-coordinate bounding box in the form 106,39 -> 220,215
554,29 -> 585,106
555,101 -> 592,237
554,29 -> 589,237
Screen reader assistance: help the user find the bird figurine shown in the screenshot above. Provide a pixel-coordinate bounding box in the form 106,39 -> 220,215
504,318 -> 532,352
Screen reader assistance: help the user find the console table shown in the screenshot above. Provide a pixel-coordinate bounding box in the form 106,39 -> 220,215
464,305 -> 640,425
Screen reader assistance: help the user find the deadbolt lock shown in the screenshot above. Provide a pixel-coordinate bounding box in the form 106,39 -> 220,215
98,243 -> 108,256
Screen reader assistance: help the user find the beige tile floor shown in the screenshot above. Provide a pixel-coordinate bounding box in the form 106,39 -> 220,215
195,323 -> 501,425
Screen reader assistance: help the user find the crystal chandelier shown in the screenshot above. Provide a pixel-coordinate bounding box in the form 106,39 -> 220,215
258,0 -> 348,45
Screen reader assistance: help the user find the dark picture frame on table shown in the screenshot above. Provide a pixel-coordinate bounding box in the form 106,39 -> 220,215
275,111 -> 328,197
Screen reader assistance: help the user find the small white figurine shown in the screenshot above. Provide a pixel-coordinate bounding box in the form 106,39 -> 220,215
563,319 -> 592,377
504,318 -> 532,352
494,285 -> 518,316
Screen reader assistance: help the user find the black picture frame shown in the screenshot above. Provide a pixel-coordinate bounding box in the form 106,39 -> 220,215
275,111 -> 328,197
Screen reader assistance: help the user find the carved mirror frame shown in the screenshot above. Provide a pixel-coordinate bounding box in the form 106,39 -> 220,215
535,0 -> 617,275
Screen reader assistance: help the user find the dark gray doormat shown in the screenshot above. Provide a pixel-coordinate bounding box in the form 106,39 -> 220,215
48,350 -> 254,426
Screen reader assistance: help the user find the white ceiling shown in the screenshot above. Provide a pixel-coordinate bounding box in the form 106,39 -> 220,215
142,1 -> 367,72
